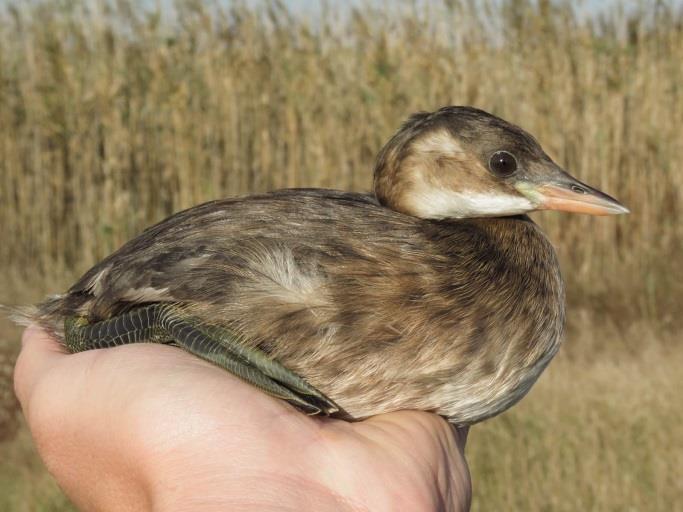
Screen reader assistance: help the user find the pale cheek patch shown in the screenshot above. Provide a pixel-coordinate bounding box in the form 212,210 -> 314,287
412,129 -> 466,156
407,187 -> 535,219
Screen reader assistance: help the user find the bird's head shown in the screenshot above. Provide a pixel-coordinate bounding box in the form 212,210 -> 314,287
373,106 -> 628,219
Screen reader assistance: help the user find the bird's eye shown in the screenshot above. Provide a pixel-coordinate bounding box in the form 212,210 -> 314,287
488,151 -> 518,176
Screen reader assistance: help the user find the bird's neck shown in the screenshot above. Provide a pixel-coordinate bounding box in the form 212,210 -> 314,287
430,214 -> 554,269
427,213 -> 565,341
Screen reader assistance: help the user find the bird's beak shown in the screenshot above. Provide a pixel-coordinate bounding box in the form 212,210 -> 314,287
517,169 -> 629,216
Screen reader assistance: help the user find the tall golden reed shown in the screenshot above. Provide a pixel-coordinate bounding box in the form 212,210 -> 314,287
0,0 -> 681,328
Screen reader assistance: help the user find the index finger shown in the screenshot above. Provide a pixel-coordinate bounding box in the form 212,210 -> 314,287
13,326 -> 68,408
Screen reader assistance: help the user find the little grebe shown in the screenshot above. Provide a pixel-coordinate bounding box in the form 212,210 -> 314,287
18,106 -> 628,424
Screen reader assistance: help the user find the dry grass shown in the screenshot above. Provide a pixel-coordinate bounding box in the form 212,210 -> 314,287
470,341 -> 683,511
0,0 -> 681,510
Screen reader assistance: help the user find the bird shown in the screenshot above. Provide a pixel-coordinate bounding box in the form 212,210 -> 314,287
15,106 -> 628,425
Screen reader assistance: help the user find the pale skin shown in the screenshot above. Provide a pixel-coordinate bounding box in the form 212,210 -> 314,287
14,327 -> 472,512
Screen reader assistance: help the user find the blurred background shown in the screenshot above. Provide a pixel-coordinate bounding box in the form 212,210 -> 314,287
0,0 -> 681,510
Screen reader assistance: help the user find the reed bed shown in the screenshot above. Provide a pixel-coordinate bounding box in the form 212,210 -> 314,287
1,0 -> 682,325
0,0 -> 681,510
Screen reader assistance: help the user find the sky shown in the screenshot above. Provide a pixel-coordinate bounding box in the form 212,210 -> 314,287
138,0 -> 682,17
5,0 -> 682,22
225,0 -> 682,15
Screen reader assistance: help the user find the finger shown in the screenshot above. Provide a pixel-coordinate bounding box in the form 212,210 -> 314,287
13,326 -> 67,407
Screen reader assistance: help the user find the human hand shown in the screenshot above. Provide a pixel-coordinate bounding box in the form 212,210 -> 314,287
14,326 -> 471,511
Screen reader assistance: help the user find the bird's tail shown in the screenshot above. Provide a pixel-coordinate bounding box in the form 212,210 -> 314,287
0,296 -> 67,340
